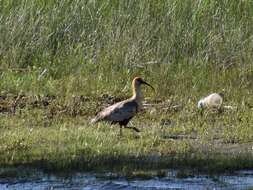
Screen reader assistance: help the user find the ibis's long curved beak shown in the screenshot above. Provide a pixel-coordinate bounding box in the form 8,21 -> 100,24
142,81 -> 155,91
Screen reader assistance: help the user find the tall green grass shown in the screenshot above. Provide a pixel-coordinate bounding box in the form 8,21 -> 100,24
0,0 -> 252,98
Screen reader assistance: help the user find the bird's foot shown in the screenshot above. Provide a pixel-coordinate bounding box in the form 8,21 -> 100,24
124,126 -> 140,133
132,127 -> 140,133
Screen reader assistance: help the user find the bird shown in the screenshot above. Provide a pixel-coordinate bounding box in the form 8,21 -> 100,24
197,93 -> 224,110
90,77 -> 154,135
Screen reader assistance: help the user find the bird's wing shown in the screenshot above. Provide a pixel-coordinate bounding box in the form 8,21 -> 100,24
90,101 -> 123,123
94,100 -> 138,122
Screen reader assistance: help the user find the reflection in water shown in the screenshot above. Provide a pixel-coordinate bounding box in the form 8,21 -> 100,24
0,170 -> 253,190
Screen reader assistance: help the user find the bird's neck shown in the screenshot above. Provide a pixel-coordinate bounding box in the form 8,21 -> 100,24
131,85 -> 143,108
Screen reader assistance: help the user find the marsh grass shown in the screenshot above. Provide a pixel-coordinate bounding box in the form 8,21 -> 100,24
0,97 -> 252,173
0,0 -> 253,173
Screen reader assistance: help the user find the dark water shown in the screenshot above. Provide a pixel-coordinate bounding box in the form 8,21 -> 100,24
0,169 -> 253,190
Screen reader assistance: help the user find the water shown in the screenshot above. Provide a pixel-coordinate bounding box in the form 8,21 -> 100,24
0,169 -> 253,190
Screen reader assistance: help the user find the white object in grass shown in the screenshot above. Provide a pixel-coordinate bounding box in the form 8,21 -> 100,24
197,93 -> 223,109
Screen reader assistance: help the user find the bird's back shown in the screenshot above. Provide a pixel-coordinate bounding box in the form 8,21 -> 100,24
205,93 -> 223,108
90,99 -> 138,124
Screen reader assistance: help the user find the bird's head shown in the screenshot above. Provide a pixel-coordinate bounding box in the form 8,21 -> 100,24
197,99 -> 204,109
132,77 -> 155,90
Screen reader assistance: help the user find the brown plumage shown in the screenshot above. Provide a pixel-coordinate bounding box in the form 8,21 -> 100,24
91,77 -> 154,133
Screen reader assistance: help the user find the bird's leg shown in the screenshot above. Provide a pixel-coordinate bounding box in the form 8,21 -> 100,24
119,126 -> 123,136
124,125 -> 140,139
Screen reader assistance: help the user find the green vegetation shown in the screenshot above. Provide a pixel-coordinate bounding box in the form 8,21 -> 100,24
0,0 -> 252,173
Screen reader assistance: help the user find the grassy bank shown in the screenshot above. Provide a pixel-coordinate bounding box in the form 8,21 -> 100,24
0,93 -> 252,173
0,0 -> 253,173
